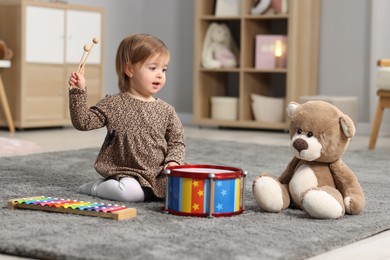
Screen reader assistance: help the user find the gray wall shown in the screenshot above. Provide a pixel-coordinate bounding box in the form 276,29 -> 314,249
368,0 -> 390,135
67,0 -> 390,135
319,0 -> 371,123
319,0 -> 390,134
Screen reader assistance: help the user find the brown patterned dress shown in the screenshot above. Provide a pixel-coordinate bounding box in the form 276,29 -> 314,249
69,88 -> 186,198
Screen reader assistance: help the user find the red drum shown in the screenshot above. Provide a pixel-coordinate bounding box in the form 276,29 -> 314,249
163,164 -> 247,217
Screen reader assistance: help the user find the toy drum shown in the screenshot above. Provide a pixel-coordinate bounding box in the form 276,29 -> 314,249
163,164 -> 247,217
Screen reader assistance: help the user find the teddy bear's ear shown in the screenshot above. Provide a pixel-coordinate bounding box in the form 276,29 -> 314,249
220,24 -> 230,45
201,23 -> 218,67
286,101 -> 300,119
204,23 -> 217,45
340,115 -> 356,138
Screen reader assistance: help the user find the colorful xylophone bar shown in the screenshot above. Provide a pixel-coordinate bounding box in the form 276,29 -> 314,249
8,196 -> 136,220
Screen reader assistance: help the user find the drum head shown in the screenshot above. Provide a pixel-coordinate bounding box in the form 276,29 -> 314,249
166,164 -> 243,179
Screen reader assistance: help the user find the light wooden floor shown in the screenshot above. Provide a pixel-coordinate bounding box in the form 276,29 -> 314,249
0,125 -> 389,260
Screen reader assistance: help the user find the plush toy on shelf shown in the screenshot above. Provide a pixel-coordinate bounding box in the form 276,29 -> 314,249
0,40 -> 13,60
251,0 -> 288,15
201,22 -> 239,69
252,100 -> 365,219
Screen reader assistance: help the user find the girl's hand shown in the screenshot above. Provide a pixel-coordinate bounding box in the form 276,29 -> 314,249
68,69 -> 86,90
164,161 -> 179,170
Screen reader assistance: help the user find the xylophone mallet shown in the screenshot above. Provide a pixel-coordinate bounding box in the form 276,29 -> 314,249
77,44 -> 91,73
77,37 -> 99,73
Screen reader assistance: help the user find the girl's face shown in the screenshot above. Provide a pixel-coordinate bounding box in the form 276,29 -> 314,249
127,54 -> 169,101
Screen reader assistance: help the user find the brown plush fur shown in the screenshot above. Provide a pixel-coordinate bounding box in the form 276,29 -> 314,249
252,101 -> 365,218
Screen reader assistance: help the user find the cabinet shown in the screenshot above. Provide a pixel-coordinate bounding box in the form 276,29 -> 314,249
0,0 -> 104,128
193,0 -> 320,130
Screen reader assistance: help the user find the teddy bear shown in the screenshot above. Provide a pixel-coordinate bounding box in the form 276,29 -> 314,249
201,22 -> 239,69
252,100 -> 365,219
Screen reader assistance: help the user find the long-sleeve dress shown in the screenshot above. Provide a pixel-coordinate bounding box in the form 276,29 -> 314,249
69,88 -> 186,198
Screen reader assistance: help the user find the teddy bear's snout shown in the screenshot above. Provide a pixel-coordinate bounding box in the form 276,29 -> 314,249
293,138 -> 308,153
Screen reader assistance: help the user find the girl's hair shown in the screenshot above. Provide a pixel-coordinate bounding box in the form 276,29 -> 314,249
115,33 -> 170,92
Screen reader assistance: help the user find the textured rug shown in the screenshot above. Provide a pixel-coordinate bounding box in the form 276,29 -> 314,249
0,137 -> 42,157
0,138 -> 389,260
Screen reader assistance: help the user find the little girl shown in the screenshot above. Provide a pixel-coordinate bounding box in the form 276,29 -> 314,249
68,33 -> 185,202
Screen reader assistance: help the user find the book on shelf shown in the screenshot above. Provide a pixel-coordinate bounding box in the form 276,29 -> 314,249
255,35 -> 287,69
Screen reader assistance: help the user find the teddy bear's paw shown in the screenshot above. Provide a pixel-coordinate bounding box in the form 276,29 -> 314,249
344,197 -> 352,214
253,176 -> 284,213
302,189 -> 344,219
204,59 -> 221,69
221,59 -> 237,68
344,196 -> 364,215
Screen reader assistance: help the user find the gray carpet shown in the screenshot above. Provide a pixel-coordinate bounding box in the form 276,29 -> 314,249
0,138 -> 389,260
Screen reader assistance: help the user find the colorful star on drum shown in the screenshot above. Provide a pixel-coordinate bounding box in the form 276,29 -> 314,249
168,177 -> 208,214
192,203 -> 199,211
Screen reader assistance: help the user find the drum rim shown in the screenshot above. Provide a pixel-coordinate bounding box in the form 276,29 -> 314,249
165,164 -> 244,179
162,207 -> 244,218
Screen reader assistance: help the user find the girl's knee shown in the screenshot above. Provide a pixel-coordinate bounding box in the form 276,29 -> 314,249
96,177 -> 145,202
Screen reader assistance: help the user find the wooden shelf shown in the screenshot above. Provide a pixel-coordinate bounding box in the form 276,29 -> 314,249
193,0 -> 320,130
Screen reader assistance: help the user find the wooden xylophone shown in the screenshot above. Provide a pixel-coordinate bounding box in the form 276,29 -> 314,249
8,196 -> 136,221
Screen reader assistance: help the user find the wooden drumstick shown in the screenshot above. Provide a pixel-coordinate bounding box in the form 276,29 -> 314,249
78,37 -> 99,73
77,44 -> 91,73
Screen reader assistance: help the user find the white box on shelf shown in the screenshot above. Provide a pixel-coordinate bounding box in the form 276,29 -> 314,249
214,0 -> 241,16
251,94 -> 285,123
211,96 -> 238,120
